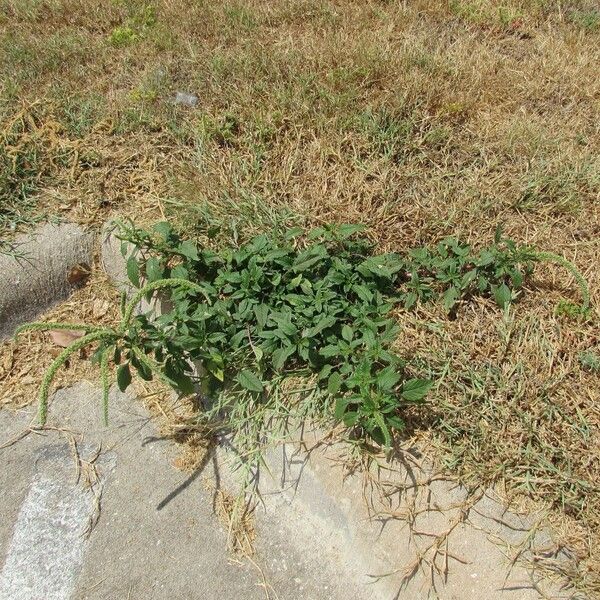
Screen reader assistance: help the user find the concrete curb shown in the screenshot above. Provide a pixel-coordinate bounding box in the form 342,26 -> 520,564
0,223 -> 95,340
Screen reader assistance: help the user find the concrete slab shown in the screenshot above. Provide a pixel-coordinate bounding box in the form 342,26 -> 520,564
0,384 -> 367,600
0,443 -> 114,600
0,385 -> 266,600
0,384 -> 576,599
220,439 -> 572,600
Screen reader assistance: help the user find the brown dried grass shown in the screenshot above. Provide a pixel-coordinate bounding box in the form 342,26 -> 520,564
0,264 -> 120,409
1,0 -> 599,594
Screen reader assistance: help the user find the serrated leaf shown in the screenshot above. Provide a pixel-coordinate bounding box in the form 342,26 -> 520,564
254,304 -> 269,330
171,264 -> 189,279
443,286 -> 459,311
320,344 -> 340,358
342,411 -> 359,426
230,329 -> 247,348
334,397 -> 353,420
461,269 -> 477,289
510,269 -> 523,289
401,378 -> 433,402
272,345 -> 295,371
131,353 -> 152,381
145,257 -> 163,283
376,366 -> 401,390
307,226 -> 326,240
153,221 -> 172,240
273,319 -> 297,337
362,328 -> 377,348
253,345 -> 264,362
235,369 -> 264,392
353,284 -> 373,303
207,363 -> 224,382
304,315 -> 336,338
292,245 -> 328,272
319,364 -> 333,380
336,223 -> 367,239
403,291 -> 417,310
284,226 -> 303,240
373,412 -> 392,447
171,371 -> 195,395
385,414 -> 405,430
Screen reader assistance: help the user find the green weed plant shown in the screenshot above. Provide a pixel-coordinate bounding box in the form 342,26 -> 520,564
17,222 -> 589,449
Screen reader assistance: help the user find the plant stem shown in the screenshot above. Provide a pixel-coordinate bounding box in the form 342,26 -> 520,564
119,278 -> 211,333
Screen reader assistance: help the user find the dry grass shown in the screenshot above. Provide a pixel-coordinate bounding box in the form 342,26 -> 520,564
0,264 -> 121,409
0,0 -> 599,595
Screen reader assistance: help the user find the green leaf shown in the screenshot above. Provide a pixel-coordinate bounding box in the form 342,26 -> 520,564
510,269 -> 523,289
254,304 -> 269,330
304,315 -> 336,338
336,223 -> 367,239
272,345 -> 295,371
493,283 -> 512,308
284,226 -> 303,240
353,284 -> 373,303
319,364 -> 333,380
131,353 -> 152,381
403,291 -> 417,310
126,256 -> 140,288
320,344 -> 340,358
289,274 -> 303,288
171,264 -> 189,279
376,366 -> 401,390
230,329 -> 247,348
385,414 -> 405,430
443,286 -> 460,312
117,364 -> 132,392
373,412 -> 392,447
145,257 -> 163,283
327,372 -> 342,395
307,226 -> 326,240
341,325 -> 353,342
178,240 -> 200,261
171,371 -> 195,395
235,369 -> 264,393
252,345 -> 264,362
461,269 -> 477,289
357,255 -> 403,278
334,397 -> 354,420
401,378 -> 433,402
292,245 -> 328,272
273,318 -> 297,337
362,328 -> 377,348
153,221 -> 172,240
342,411 -> 359,426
